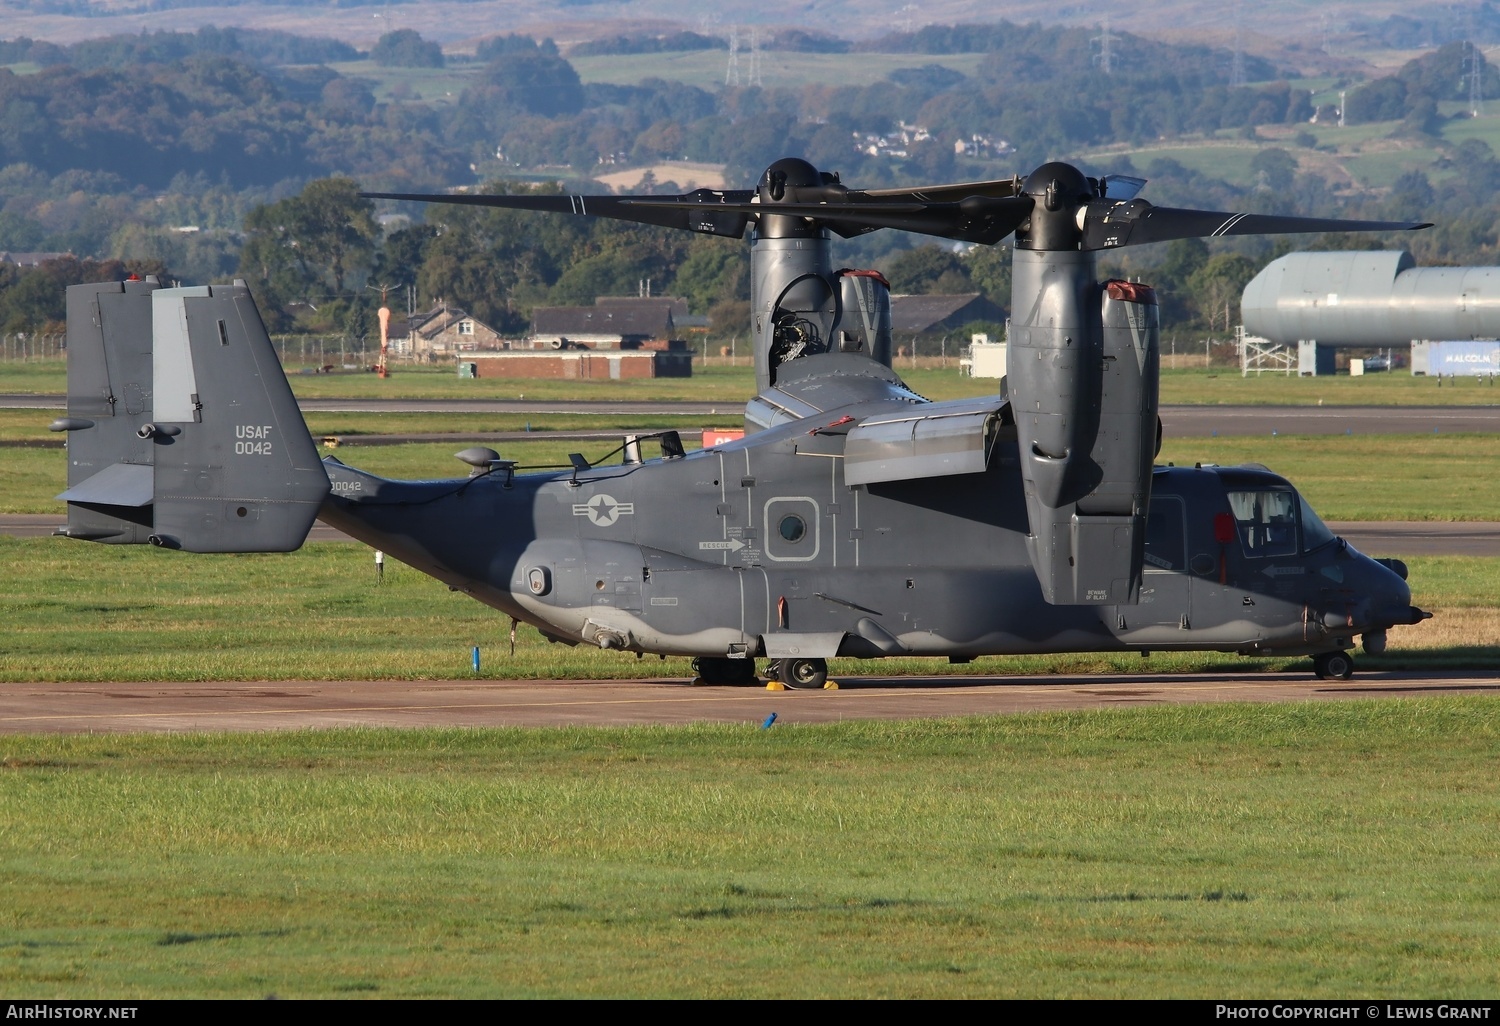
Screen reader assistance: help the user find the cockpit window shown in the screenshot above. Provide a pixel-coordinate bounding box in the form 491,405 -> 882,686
1300,496 -> 1337,553
1226,489 -> 1299,558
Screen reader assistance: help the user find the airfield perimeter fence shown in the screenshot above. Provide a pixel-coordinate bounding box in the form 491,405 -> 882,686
0,331 -> 1238,371
1,333 -> 64,361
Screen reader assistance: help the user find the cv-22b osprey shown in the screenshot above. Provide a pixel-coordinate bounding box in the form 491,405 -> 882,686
54,159 -> 1431,687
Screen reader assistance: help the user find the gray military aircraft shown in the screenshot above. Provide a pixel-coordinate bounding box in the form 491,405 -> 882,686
53,159 -> 1431,687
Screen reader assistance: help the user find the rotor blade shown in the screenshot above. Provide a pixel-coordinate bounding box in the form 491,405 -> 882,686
858,176 -> 1023,203
361,189 -> 755,238
365,189 -> 1035,246
1082,199 -> 1432,250
629,194 -> 1037,244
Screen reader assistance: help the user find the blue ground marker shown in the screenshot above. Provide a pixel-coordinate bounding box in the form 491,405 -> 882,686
472,646 -> 481,673
762,712 -> 778,729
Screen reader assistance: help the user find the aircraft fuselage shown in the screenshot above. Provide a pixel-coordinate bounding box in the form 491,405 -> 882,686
319,421 -> 1415,665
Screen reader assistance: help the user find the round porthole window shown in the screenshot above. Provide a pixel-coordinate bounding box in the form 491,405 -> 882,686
778,515 -> 806,543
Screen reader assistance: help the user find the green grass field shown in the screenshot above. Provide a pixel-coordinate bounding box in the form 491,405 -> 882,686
1090,107 -> 1500,193
6,359 -> 1500,405
325,60 -> 479,106
569,50 -> 986,90
0,536 -> 1488,683
2,702 -> 1497,998
9,416 -> 1500,519
319,50 -> 988,99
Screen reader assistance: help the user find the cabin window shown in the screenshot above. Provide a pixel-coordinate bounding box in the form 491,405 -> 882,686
762,497 -> 820,562
1226,489 -> 1299,558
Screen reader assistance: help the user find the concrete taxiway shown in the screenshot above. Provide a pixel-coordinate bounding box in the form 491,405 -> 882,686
3,672 -> 1495,734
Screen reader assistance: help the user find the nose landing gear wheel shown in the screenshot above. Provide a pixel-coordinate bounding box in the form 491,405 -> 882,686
777,657 -> 828,689
1313,650 -> 1354,681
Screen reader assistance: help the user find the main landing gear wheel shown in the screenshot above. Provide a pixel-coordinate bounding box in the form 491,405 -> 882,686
777,657 -> 828,689
691,657 -> 758,686
1313,651 -> 1354,681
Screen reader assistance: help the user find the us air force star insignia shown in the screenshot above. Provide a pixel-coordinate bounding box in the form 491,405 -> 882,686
572,493 -> 635,527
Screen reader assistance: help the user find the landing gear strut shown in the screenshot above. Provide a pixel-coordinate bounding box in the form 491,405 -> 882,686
691,657 -> 758,686
1313,650 -> 1354,681
770,657 -> 828,689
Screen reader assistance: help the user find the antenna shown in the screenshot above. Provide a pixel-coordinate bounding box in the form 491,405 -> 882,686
1470,40 -> 1485,118
1092,16 -> 1114,75
748,27 -> 763,87
1229,0 -> 1246,87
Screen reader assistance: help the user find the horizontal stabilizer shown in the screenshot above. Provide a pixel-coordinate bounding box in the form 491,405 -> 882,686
57,462 -> 153,507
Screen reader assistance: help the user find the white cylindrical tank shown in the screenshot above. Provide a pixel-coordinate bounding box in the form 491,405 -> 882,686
1241,251 -> 1500,346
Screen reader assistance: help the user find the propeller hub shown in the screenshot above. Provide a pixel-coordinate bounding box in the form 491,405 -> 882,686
1018,161 -> 1093,251
758,158 -> 823,202
754,157 -> 839,240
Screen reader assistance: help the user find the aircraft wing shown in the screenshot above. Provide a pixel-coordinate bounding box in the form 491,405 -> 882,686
732,353 -> 1009,484
843,396 -> 1006,485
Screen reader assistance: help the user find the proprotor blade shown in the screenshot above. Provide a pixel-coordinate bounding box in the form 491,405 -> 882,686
1082,200 -> 1432,250
859,176 -> 1024,202
366,187 -> 1036,246
360,189 -> 755,238
633,194 -> 1036,244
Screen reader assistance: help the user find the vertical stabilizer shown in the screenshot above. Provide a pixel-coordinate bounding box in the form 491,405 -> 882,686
146,282 -> 330,551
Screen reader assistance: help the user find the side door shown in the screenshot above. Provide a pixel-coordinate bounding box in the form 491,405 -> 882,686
1130,493 -> 1192,632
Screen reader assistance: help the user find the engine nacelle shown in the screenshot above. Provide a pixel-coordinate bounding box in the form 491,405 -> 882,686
1010,248 -> 1159,605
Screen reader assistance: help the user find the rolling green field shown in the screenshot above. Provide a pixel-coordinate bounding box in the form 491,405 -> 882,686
1087,104 -> 1500,193
322,51 -> 990,98
570,50 -> 987,90
2,702 -> 1497,998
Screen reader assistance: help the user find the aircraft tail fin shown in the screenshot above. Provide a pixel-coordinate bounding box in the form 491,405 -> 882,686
56,279 -> 330,552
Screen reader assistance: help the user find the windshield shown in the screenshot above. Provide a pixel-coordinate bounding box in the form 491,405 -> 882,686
1226,488 -> 1299,557
1226,487 -> 1337,556
1299,494 -> 1338,552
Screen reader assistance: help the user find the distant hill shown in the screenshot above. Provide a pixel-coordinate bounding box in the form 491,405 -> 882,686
0,0 -> 1463,58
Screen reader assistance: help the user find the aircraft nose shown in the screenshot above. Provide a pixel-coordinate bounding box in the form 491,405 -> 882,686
1354,554 -> 1430,629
